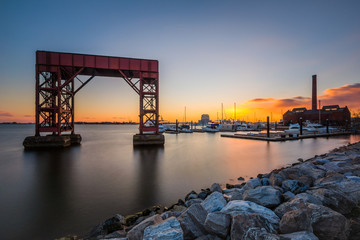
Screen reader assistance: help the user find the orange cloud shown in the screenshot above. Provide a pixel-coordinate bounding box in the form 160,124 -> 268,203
0,111 -> 13,117
241,83 -> 359,121
320,83 -> 360,106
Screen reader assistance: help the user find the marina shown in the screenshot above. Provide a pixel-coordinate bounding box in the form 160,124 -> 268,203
221,131 -> 353,142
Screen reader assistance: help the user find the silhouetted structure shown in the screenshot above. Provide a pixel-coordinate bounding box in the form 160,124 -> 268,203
283,75 -> 351,126
283,105 -> 351,125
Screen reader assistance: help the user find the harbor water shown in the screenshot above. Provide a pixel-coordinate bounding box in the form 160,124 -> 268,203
0,124 -> 359,239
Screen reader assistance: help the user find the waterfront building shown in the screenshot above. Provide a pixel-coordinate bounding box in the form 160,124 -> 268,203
198,114 -> 210,125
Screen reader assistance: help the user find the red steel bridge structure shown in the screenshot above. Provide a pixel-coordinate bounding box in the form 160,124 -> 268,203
34,50 -> 162,145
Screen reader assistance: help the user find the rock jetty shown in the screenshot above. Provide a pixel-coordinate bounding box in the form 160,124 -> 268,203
67,142 -> 360,240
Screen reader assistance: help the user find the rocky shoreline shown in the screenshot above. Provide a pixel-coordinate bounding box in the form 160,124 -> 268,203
63,141 -> 360,240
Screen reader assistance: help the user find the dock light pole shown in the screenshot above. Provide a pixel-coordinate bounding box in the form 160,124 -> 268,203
345,119 -> 348,131
176,119 -> 178,132
326,119 -> 329,133
300,117 -> 303,135
267,116 -> 270,138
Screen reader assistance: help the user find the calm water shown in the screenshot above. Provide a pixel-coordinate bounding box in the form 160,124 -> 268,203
0,124 -> 359,239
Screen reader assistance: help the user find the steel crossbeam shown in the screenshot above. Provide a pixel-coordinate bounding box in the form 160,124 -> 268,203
35,51 -> 159,136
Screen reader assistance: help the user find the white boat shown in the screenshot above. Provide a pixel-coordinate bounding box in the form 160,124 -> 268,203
163,124 -> 177,132
304,123 -> 337,134
179,124 -> 193,133
144,120 -> 165,133
202,123 -> 220,132
284,123 -> 301,134
236,123 -> 261,131
219,123 -> 237,132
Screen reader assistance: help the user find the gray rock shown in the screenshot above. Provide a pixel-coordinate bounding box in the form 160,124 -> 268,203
204,212 -> 231,238
312,158 -> 330,165
201,192 -> 226,213
210,183 -> 222,193
282,180 -> 300,193
187,193 -> 198,200
185,198 -> 203,207
161,211 -> 182,220
178,203 -> 207,239
102,230 -> 127,239
279,168 -> 302,181
280,231 -> 319,240
295,193 -> 322,205
316,178 -> 360,203
307,188 -> 358,215
221,200 -> 280,225
243,186 -> 282,208
283,191 -> 295,202
269,173 -> 284,186
223,188 -> 244,201
262,178 -> 271,186
293,162 -> 326,180
274,198 -> 307,218
143,217 -> 183,240
307,203 -> 350,240
243,177 -> 261,190
349,217 -> 360,240
346,176 -> 360,182
279,208 -> 312,234
230,213 -> 279,240
319,161 -> 352,173
127,214 -> 163,240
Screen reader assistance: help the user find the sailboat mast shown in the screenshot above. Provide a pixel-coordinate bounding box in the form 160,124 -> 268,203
221,103 -> 223,123
185,106 -> 186,123
234,102 -> 236,121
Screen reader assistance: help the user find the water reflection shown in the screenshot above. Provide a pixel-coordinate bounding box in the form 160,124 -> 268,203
133,146 -> 164,207
11,147 -> 80,238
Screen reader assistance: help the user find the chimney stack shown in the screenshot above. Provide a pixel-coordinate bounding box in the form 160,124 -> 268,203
312,75 -> 317,110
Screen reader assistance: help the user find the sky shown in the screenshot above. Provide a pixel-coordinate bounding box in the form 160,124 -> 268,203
0,0 -> 360,123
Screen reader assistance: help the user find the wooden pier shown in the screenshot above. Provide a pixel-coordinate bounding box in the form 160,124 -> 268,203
221,132 -> 353,142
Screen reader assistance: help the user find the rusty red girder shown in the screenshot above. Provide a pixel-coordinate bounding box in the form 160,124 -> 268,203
35,51 -> 159,136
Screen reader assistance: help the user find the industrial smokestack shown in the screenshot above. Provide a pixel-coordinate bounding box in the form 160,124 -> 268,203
312,75 -> 317,110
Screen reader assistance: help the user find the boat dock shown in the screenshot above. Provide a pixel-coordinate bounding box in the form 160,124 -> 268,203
221,131 -> 353,142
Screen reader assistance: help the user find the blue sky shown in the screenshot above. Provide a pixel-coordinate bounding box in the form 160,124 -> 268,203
0,0 -> 359,122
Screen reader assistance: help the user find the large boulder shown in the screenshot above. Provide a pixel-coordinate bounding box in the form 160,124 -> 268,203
316,178 -> 360,203
280,231 -> 319,240
127,214 -> 163,240
306,188 -> 358,215
294,193 -> 322,206
243,178 -> 261,190
201,192 -> 226,213
178,203 -> 208,239
204,212 -> 231,238
221,200 -> 280,225
307,203 -> 350,240
243,186 -> 282,208
293,162 -> 326,181
274,198 -> 307,218
230,213 -> 279,240
279,168 -> 303,181
143,217 -> 183,240
279,208 -> 312,234
223,188 -> 244,201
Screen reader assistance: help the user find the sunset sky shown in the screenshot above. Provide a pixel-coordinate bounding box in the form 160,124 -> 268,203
0,0 -> 359,123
